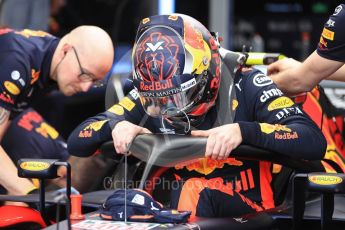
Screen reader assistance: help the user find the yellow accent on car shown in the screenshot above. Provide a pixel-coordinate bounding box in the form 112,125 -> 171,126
308,175 -> 342,185
20,161 -> 50,171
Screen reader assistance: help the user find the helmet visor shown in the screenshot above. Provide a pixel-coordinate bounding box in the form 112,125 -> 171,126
139,91 -> 189,117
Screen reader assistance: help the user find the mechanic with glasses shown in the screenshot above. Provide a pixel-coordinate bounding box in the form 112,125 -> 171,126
0,26 -> 114,199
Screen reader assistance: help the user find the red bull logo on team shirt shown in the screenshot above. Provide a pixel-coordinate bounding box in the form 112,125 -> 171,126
0,91 -> 14,104
79,130 -> 92,138
31,69 -> 40,84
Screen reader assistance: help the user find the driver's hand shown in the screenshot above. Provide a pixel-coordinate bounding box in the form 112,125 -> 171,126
112,120 -> 151,154
191,123 -> 242,160
267,58 -> 301,76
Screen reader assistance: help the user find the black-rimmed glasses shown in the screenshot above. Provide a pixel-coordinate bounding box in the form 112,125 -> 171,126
71,46 -> 104,87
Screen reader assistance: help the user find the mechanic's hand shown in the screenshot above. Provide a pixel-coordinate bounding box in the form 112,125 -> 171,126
267,58 -> 301,76
191,123 -> 242,160
112,120 -> 151,154
49,166 -> 71,188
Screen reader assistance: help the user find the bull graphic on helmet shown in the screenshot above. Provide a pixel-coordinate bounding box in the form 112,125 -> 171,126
134,28 -> 184,82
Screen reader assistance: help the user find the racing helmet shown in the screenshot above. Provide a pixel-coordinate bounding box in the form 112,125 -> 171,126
132,14 -> 221,119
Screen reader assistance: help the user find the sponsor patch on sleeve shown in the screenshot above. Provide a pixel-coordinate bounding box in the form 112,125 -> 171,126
259,123 -> 298,140
232,99 -> 238,111
321,27 -> 334,41
253,73 -> 273,87
79,130 -> 92,138
259,123 -> 292,134
129,89 -> 139,100
319,36 -> 328,49
260,88 -> 283,103
267,97 -> 294,111
79,120 -> 108,138
108,104 -> 125,115
275,106 -> 303,120
84,120 -> 109,132
119,97 -> 136,111
0,91 -> 14,104
4,81 -> 20,95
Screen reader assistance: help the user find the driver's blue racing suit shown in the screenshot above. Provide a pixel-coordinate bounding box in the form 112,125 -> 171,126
68,68 -> 326,217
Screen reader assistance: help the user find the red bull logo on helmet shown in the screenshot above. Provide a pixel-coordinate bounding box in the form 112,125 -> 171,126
139,79 -> 174,91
